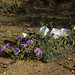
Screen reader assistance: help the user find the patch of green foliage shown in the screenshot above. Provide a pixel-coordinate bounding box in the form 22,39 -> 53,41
5,3 -> 18,13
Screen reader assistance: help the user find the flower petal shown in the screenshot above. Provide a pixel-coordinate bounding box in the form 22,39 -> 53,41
14,48 -> 20,55
22,33 -> 27,38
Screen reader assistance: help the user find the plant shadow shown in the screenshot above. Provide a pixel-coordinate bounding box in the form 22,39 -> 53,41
0,40 -> 17,58
6,7 -> 75,29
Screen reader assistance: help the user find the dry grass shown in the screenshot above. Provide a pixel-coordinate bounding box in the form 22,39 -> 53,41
0,0 -> 75,14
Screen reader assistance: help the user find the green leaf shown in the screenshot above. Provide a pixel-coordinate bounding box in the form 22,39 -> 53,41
11,48 -> 14,52
15,33 -> 17,35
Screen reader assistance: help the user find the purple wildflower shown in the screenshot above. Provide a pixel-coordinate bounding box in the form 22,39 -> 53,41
25,40 -> 34,44
17,35 -> 21,39
26,48 -> 29,52
12,63 -> 14,64
22,36 -> 25,39
5,43 -> 11,46
0,45 -> 6,52
0,43 -> 11,52
17,35 -> 24,39
14,48 -> 20,55
34,47 -> 42,56
21,44 -> 28,47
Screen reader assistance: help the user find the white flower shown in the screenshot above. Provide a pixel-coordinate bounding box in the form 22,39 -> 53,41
39,26 -> 49,38
50,28 -> 62,36
22,33 -> 27,38
53,35 -> 59,39
50,28 -> 71,39
74,27 -> 75,30
61,28 -> 71,36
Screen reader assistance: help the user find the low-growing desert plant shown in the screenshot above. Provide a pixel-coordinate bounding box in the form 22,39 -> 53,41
0,22 -> 75,62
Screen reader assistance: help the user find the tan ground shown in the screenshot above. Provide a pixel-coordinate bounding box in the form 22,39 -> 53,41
0,8 -> 75,75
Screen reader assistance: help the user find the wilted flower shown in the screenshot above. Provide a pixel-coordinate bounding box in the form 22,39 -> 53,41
22,33 -> 27,38
74,27 -> 75,30
26,48 -> 29,52
0,43 -> 11,52
34,47 -> 42,56
21,44 -> 28,47
14,48 -> 20,55
39,26 -> 49,38
25,40 -> 34,44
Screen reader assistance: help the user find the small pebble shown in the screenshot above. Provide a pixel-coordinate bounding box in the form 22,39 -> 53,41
13,72 -> 15,74
72,70 -> 74,73
3,72 -> 6,75
68,57 -> 73,61
73,58 -> 75,61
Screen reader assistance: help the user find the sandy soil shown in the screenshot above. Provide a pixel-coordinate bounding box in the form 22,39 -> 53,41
0,55 -> 75,75
0,8 -> 75,75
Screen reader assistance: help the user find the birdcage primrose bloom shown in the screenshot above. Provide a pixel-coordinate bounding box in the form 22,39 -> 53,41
50,28 -> 71,39
39,26 -> 49,38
